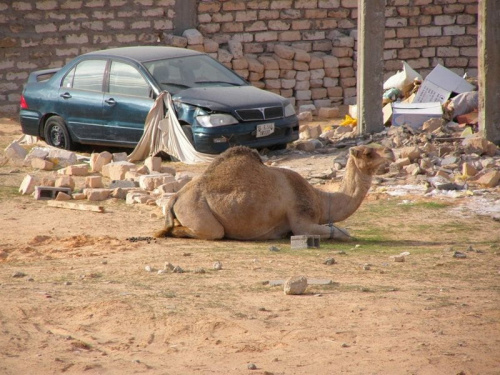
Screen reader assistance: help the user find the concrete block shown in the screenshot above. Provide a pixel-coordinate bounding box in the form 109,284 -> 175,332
5,141 -> 27,161
318,107 -> 340,119
90,151 -> 112,172
34,186 -> 72,200
112,152 -> 128,162
476,170 -> 500,188
145,156 -> 162,173
59,163 -> 89,176
109,180 -> 137,189
291,235 -> 320,249
139,174 -> 176,191
24,147 -> 49,164
84,188 -> 111,201
47,149 -> 77,167
102,161 -> 136,180
85,176 -> 103,188
55,176 -> 75,190
72,193 -> 86,200
19,174 -> 38,195
31,157 -> 54,171
55,192 -> 71,201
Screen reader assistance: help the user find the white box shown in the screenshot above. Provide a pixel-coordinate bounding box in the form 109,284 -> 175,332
391,102 -> 443,129
414,64 -> 474,104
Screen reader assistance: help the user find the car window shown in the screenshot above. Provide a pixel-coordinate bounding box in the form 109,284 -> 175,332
109,61 -> 151,98
70,60 -> 107,91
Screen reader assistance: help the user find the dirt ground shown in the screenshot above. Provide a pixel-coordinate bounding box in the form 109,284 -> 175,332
0,116 -> 499,375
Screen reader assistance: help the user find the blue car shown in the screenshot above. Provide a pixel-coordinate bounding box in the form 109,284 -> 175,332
20,46 -> 299,154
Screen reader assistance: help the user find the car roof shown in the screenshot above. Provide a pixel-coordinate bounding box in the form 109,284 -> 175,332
83,46 -> 204,63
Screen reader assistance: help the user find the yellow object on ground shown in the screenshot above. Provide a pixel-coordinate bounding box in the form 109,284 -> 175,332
339,114 -> 357,127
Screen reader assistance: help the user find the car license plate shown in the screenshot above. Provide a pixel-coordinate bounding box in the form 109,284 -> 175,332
256,123 -> 275,138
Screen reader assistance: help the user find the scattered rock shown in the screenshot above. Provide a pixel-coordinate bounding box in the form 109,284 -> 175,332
283,275 -> 308,295
173,266 -> 184,273
213,261 -> 223,270
247,363 -> 257,370
453,251 -> 467,259
323,257 -> 336,265
12,271 -> 26,278
269,246 -> 280,252
145,265 -> 153,272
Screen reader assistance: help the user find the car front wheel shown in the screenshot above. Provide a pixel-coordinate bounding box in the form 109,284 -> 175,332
44,116 -> 73,150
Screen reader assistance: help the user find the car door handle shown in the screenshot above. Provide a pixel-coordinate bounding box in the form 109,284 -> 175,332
60,92 -> 72,99
105,98 -> 116,106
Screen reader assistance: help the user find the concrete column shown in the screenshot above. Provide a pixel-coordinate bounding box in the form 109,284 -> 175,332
478,0 -> 500,145
173,0 -> 197,35
356,0 -> 386,135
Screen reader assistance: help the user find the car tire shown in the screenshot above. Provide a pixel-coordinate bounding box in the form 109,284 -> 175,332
44,116 -> 73,150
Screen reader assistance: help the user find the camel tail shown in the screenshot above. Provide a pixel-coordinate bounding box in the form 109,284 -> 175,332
154,195 -> 178,238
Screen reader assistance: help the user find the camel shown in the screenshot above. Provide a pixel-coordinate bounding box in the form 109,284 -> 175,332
154,144 -> 394,241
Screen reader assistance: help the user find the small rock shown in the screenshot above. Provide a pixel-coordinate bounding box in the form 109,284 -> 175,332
269,246 -> 280,252
283,275 -> 308,295
341,343 -> 350,348
392,255 -> 405,262
194,268 -> 206,274
213,261 -> 223,270
157,269 -> 166,274
453,251 -> 467,259
145,265 -> 153,272
12,271 -> 26,278
363,264 -> 371,270
164,262 -> 175,270
247,363 -> 257,370
173,266 -> 184,273
323,257 -> 336,265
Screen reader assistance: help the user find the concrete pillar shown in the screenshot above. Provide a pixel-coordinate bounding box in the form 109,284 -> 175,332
478,0 -> 500,145
173,0 -> 197,35
356,0 -> 386,135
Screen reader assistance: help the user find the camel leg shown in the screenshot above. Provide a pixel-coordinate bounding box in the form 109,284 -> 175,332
167,198 -> 225,240
289,219 -> 352,241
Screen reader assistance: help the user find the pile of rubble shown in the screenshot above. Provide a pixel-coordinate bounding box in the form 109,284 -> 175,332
5,142 -> 194,211
293,118 -> 499,191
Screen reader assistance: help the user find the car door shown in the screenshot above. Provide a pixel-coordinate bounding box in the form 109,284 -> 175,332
57,59 -> 107,142
102,60 -> 155,146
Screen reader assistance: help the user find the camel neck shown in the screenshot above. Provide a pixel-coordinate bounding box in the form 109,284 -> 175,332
322,158 -> 373,223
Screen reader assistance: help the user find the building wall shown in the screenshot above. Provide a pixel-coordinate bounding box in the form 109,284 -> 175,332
0,0 -> 478,115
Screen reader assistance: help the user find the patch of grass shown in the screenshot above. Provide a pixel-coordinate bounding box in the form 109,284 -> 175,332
0,185 -> 20,199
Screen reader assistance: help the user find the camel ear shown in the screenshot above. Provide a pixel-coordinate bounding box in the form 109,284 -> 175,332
350,148 -> 360,158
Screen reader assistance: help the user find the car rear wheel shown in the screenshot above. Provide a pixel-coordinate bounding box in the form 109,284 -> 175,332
44,116 -> 73,150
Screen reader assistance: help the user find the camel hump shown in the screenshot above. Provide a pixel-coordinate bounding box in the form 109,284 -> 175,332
206,146 -> 263,172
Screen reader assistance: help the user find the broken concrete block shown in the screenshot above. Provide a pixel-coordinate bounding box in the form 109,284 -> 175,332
24,147 -> 49,164
126,191 -> 152,205
161,166 -> 176,175
90,151 -> 112,172
55,175 -> 75,190
462,162 -> 478,178
109,180 -> 136,189
40,177 -> 55,187
46,149 -> 77,167
392,157 -> 411,170
84,188 -> 111,201
72,193 -> 86,200
5,141 -> 27,161
318,107 -> 340,119
154,181 -> 179,194
291,235 -> 320,249
34,186 -> 72,200
138,174 -> 176,191
145,156 -> 162,173
294,140 -> 317,152
31,157 -> 54,171
462,137 -> 498,157
298,111 -> 313,122
112,152 -> 128,162
399,146 -> 421,162
19,175 -> 38,195
476,170 -> 500,188
55,192 -> 71,201
422,118 -> 443,132
110,187 -> 137,200
59,163 -> 89,176
284,275 -> 308,295
101,161 -> 136,180
85,176 -> 103,188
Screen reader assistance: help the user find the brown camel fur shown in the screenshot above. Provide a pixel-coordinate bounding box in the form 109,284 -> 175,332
155,145 -> 394,240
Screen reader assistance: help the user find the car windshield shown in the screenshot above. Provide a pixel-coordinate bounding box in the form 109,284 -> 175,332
144,54 -> 247,94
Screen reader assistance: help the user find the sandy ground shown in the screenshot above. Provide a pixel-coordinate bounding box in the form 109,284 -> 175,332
0,117 -> 499,375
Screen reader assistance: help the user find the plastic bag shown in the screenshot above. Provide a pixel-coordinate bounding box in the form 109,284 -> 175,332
339,114 -> 357,127
383,62 -> 422,94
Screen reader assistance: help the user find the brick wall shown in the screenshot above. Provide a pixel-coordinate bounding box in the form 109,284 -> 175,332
0,0 -> 478,115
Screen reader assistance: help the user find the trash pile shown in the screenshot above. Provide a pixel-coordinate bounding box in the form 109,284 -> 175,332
293,62 -> 499,192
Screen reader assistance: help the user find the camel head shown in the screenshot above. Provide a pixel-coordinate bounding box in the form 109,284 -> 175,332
348,145 -> 395,174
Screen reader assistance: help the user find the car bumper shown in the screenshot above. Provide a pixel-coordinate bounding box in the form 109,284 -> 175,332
19,109 -> 42,137
192,116 -> 299,154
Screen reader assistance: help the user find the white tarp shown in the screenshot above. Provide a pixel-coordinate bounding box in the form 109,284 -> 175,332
128,91 -> 216,164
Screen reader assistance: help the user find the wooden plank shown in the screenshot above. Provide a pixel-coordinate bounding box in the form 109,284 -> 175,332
47,200 -> 105,213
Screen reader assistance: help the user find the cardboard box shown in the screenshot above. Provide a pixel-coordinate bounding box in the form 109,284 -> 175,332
414,64 -> 475,104
391,102 -> 443,129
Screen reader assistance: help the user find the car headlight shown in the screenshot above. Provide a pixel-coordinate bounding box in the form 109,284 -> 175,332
197,114 -> 239,128
284,102 -> 296,117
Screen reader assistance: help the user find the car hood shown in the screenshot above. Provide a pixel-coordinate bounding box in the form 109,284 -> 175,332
172,85 -> 287,111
